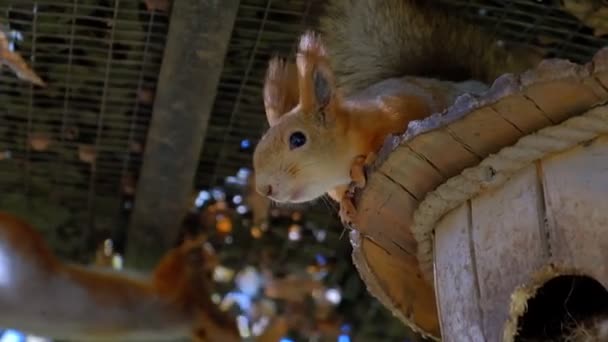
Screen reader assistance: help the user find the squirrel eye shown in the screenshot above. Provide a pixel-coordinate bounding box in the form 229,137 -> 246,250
289,131 -> 307,150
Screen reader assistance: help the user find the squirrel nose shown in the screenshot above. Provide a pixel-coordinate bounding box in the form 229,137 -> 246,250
257,184 -> 273,197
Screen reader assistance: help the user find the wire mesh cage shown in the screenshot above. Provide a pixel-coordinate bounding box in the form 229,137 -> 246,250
439,0 -> 608,61
0,0 -> 169,259
197,0 -> 608,192
3,0 -> 606,259
197,0 -> 322,189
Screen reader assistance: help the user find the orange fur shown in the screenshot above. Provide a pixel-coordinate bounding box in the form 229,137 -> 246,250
264,57 -> 300,126
254,0 -> 542,227
253,31 -> 456,225
0,212 -> 239,341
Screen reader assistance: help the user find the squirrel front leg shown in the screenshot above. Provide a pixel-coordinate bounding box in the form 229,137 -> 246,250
328,185 -> 357,227
327,153 -> 377,228
350,153 -> 378,189
338,95 -> 429,227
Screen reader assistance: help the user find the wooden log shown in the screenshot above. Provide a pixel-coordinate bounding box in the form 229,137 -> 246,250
349,47 -> 608,339
126,0 -> 239,270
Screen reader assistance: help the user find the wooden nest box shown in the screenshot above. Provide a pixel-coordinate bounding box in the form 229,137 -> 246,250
349,48 -> 608,341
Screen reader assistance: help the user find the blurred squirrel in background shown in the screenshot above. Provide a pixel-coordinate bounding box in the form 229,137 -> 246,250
253,0 -> 544,226
0,211 -> 240,342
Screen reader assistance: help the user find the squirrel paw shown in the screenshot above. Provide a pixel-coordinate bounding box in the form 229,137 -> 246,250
350,153 -> 377,190
338,191 -> 358,228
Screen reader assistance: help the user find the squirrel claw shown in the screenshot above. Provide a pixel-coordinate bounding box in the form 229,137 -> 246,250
339,191 -> 358,228
350,156 -> 367,189
342,152 -> 378,228
350,152 -> 377,190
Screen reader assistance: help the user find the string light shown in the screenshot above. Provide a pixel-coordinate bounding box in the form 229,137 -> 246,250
291,211 -> 302,221
212,188 -> 226,201
112,254 -> 123,270
325,288 -> 342,305
237,167 -> 251,180
251,316 -> 270,336
195,190 -> 211,207
211,293 -> 222,304
0,330 -> 24,342
25,336 -> 50,342
288,224 -> 302,241
315,229 -> 327,242
236,205 -> 248,214
216,214 -> 233,233
338,334 -> 351,342
213,265 -> 235,283
316,254 -> 327,266
225,176 -> 240,184
199,168 -> 373,339
240,139 -> 251,150
251,226 -> 263,239
103,239 -> 113,256
237,315 -> 251,338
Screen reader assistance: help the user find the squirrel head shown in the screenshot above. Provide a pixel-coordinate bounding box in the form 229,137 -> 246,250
253,31 -> 354,203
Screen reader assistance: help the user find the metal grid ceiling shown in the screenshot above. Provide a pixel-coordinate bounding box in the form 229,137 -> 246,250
196,0 -> 608,189
0,0 -> 169,258
0,0 -> 607,254
197,0 -> 322,188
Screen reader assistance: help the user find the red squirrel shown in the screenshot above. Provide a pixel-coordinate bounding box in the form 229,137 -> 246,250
0,211 -> 240,341
252,0 -> 543,227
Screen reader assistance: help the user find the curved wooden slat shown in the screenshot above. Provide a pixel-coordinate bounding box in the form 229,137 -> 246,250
349,47 -> 608,338
435,134 -> 608,341
351,234 -> 440,338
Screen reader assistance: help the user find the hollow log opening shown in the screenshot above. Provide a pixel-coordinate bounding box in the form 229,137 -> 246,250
514,275 -> 608,342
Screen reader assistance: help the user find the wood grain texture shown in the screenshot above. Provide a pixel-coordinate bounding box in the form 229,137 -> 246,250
542,135 -> 608,288
354,174 -> 419,257
433,137 -> 608,340
444,106 -> 523,158
469,164 -> 547,341
378,146 -> 445,200
591,70 -> 608,92
582,77 -> 608,100
406,129 -> 480,179
434,203 -> 486,342
489,94 -> 553,134
523,79 -> 602,123
353,236 -> 440,337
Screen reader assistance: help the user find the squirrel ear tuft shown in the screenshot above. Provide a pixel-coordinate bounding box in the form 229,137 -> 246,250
296,31 -> 336,116
298,31 -> 326,57
313,67 -> 331,109
263,57 -> 299,126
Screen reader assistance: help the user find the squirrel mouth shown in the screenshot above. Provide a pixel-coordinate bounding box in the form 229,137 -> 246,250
267,188 -> 303,203
287,187 -> 306,203
269,186 -> 311,203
